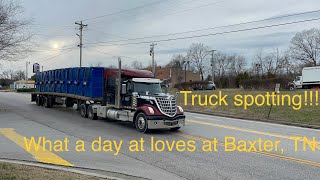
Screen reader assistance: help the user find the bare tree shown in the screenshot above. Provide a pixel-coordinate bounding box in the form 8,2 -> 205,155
0,0 -> 32,63
263,51 -> 276,74
215,53 -> 230,77
131,60 -> 145,70
289,28 -> 320,66
187,43 -> 210,80
167,54 -> 186,83
229,55 -> 247,75
251,49 -> 265,76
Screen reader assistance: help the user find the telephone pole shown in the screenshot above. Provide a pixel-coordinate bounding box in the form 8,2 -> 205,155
25,61 -> 30,81
75,21 -> 87,67
210,50 -> 217,82
150,43 -> 157,75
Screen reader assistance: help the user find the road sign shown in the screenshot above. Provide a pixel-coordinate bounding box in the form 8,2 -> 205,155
33,63 -> 40,73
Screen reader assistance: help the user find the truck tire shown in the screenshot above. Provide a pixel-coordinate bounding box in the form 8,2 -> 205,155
43,97 -> 52,108
80,104 -> 88,118
36,96 -> 41,106
135,113 -> 149,133
87,105 -> 98,120
289,85 -> 295,91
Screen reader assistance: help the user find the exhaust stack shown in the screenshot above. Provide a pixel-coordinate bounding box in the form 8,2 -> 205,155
115,57 -> 122,109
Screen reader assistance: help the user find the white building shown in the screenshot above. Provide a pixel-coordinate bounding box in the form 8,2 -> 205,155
13,80 -> 35,89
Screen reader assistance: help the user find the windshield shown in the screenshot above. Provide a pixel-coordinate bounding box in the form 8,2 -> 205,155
133,82 -> 163,95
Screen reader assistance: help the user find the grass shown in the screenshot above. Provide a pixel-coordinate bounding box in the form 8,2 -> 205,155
174,88 -> 320,126
0,162 -> 107,180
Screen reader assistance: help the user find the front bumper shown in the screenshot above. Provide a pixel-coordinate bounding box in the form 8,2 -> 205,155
146,115 -> 186,129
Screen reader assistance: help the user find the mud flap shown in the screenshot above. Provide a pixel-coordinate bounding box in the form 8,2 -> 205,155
31,94 -> 37,102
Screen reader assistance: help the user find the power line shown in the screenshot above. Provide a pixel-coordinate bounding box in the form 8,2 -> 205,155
86,16 -> 320,47
81,0 -> 169,21
36,48 -> 76,63
88,0 -> 223,29
0,48 -> 76,71
92,48 -> 143,61
86,9 -> 320,45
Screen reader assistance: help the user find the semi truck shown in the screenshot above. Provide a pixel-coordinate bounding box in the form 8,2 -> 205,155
31,62 -> 185,133
289,66 -> 320,90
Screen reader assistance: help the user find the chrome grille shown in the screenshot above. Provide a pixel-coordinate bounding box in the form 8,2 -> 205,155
155,97 -> 177,117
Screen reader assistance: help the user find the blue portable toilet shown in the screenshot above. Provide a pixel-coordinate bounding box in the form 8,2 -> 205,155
72,68 -> 81,95
48,70 -> 54,92
85,67 -> 104,98
67,68 -> 74,94
61,69 -> 68,94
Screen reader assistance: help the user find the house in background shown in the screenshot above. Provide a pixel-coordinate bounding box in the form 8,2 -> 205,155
13,80 -> 35,89
144,66 -> 201,87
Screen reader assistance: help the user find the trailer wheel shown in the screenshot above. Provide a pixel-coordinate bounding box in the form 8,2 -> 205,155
87,105 -> 97,120
36,96 -> 41,106
43,97 -> 52,108
135,113 -> 149,133
80,104 -> 88,118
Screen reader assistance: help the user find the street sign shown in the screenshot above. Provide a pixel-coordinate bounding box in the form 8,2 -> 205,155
33,63 -> 40,73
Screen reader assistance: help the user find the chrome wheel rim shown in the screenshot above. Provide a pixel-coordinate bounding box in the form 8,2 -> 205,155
138,117 -> 146,130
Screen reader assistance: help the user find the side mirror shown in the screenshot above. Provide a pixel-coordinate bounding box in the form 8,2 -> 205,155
121,84 -> 127,94
175,92 -> 179,98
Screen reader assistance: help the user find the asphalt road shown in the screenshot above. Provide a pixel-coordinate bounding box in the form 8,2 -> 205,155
0,92 -> 319,180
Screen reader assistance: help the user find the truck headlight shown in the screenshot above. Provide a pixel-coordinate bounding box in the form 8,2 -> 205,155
148,107 -> 155,114
178,106 -> 184,113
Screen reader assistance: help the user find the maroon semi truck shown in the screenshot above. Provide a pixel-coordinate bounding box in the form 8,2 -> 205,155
32,64 -> 185,133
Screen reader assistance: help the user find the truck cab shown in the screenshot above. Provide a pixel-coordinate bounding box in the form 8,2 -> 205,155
291,76 -> 302,89
119,78 -> 185,132
95,69 -> 185,133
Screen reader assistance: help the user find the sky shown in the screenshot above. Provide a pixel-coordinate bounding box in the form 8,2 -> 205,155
2,0 -> 320,77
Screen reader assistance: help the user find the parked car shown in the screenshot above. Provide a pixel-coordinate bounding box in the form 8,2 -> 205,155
192,81 -> 216,90
205,81 -> 216,90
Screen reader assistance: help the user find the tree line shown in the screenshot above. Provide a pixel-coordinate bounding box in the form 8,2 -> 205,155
130,28 -> 320,88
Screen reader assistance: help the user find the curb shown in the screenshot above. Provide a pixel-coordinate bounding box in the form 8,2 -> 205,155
0,158 -> 145,180
185,110 -> 320,130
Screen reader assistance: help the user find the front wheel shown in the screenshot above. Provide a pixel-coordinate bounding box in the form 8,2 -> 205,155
79,104 -> 88,118
135,113 -> 149,133
87,105 -> 97,120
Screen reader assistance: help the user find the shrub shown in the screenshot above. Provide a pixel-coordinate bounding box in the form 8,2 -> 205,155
239,77 -> 291,90
174,81 -> 209,90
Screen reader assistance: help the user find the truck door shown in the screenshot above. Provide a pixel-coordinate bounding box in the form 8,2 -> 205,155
294,76 -> 302,88
122,81 -> 133,107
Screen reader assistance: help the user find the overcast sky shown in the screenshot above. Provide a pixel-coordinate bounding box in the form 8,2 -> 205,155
3,0 -> 320,76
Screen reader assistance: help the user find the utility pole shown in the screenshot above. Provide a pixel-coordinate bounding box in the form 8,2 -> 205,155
75,21 -> 87,67
150,43 -> 157,75
25,61 -> 30,81
42,66 -> 44,72
210,50 -> 217,82
184,61 -> 190,83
